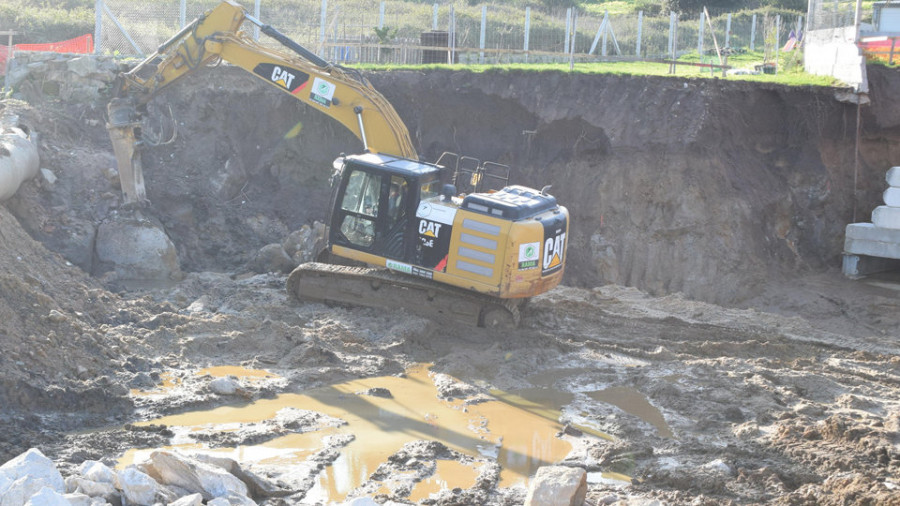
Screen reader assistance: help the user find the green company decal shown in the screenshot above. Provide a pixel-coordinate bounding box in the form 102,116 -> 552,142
518,242 -> 540,270
386,260 -> 413,274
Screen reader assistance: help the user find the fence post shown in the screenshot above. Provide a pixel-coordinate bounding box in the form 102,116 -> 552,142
725,13 -> 732,49
636,11 -> 643,56
449,5 -> 456,65
667,11 -> 675,57
570,12 -> 577,70
433,3 -> 438,31
796,15 -> 803,35
319,0 -> 328,57
180,0 -> 186,28
378,2 -> 385,30
480,5 -> 487,64
698,10 -> 705,56
775,14 -> 781,74
94,0 -> 103,54
602,10 -> 609,56
253,0 -> 260,41
750,14 -> 757,51
564,8 -> 572,60
524,6 -> 531,63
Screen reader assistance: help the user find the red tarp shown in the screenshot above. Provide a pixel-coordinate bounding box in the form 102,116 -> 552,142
1,34 -> 94,75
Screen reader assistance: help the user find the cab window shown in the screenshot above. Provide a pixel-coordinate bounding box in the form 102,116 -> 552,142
339,170 -> 381,248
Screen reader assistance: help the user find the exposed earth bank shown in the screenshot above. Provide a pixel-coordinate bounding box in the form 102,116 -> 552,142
0,58 -> 899,505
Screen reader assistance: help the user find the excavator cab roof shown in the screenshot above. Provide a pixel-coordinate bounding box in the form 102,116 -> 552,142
344,153 -> 442,179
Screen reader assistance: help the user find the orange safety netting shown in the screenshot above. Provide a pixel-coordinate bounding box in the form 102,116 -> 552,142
860,38 -> 899,63
1,34 -> 94,75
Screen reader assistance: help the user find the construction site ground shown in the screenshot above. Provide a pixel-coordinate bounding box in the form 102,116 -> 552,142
1,62 -> 900,505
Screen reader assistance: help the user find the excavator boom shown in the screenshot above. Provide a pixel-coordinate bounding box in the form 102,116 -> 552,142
108,0 -> 415,203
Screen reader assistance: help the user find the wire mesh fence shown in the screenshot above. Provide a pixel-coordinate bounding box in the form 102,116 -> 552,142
97,0 -> 804,66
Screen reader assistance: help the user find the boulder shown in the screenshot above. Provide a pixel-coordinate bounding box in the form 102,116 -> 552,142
0,448 -> 65,494
61,493 -> 93,506
65,476 -> 116,498
95,214 -> 181,280
209,377 -> 240,396
169,493 -> 204,506
283,222 -> 327,264
24,487 -> 70,506
117,467 -> 162,506
142,451 -> 248,500
523,466 -> 587,506
245,243 -> 294,274
2,477 -> 62,506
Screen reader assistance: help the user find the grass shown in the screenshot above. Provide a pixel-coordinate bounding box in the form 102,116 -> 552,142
352,51 -> 845,88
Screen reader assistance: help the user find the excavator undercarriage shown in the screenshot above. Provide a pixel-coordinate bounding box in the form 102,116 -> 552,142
287,262 -> 523,328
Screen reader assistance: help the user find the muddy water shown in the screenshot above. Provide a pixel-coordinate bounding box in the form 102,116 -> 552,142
587,387 -> 673,438
125,364 -> 577,501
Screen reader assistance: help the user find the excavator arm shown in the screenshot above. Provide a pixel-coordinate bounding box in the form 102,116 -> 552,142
107,0 -> 416,203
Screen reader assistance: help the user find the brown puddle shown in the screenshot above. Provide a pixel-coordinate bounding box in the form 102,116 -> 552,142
130,366 -> 279,397
122,364 -> 585,501
130,372 -> 181,397
587,386 -> 673,438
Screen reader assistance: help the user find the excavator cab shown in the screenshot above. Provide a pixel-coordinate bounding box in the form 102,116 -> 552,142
329,152 -> 441,266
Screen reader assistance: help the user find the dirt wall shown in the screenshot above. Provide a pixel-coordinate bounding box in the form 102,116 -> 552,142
369,68 -> 900,304
134,65 -> 900,305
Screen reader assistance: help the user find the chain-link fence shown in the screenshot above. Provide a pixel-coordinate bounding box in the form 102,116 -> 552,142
96,0 -> 803,66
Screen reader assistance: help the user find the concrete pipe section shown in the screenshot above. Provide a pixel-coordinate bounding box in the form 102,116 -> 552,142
0,123 -> 39,201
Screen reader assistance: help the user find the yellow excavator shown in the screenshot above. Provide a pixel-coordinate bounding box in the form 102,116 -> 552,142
107,0 -> 569,327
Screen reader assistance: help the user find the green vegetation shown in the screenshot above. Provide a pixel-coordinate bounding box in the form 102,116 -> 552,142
1,0 -> 94,44
353,54 -> 843,87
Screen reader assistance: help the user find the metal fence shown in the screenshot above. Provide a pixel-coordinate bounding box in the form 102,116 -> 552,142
95,0 -> 803,66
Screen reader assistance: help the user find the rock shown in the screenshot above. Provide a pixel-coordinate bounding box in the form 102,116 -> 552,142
142,450 -> 248,500
62,492 -> 93,506
168,493 -> 204,506
0,448 -> 65,494
117,467 -> 161,506
95,214 -> 181,280
40,168 -> 57,185
245,243 -> 294,274
66,56 -> 98,78
191,454 -> 293,498
209,377 -> 239,395
65,476 -> 116,498
53,217 -> 98,273
24,487 -> 70,506
702,459 -> 734,475
523,466 -> 587,506
283,222 -> 327,264
357,387 -> 392,398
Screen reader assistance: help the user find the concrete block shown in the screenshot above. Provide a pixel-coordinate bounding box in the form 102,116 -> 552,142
872,206 -> 900,229
887,166 -> 900,187
885,187 -> 900,207
843,254 -> 900,278
844,223 -> 900,259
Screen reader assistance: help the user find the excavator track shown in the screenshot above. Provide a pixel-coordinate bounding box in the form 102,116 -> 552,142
286,262 -> 521,328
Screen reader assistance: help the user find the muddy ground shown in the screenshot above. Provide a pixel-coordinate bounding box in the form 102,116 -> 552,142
1,62 -> 899,505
